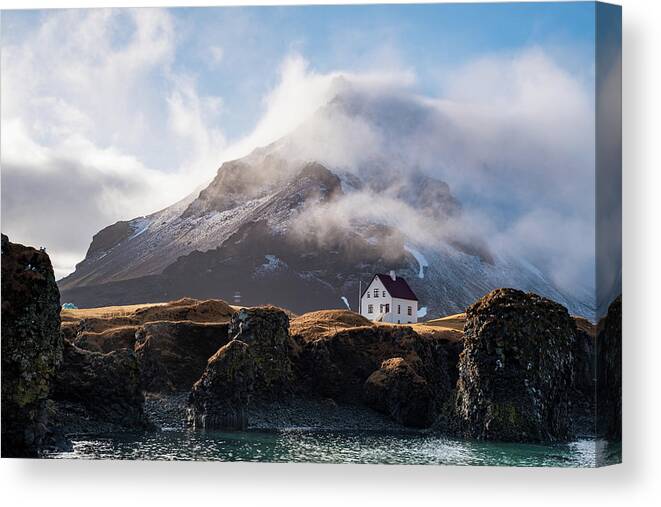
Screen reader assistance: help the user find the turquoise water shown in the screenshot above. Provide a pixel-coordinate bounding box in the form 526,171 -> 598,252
45,429 -> 621,466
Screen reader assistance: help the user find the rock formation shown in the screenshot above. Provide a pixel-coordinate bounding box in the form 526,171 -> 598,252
187,340 -> 254,430
134,321 -> 230,393
228,307 -> 294,397
363,357 -> 435,428
570,318 -> 597,431
597,296 -> 622,440
60,298 -> 235,393
51,340 -> 151,431
187,307 -> 292,430
1,234 -> 62,457
294,321 -> 457,428
572,318 -> 597,400
296,325 -> 454,402
454,288 -> 578,442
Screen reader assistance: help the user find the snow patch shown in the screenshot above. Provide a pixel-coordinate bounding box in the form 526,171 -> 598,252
255,254 -> 286,276
128,217 -> 150,240
340,296 -> 350,310
417,306 -> 428,318
262,255 -> 282,271
405,245 -> 429,279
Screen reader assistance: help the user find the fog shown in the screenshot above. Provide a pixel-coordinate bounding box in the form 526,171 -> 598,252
243,50 -> 597,297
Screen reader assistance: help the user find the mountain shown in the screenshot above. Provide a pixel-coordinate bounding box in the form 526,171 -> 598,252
58,84 -> 593,318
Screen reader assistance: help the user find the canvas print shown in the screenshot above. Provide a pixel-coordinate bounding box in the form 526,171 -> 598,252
1,2 -> 621,466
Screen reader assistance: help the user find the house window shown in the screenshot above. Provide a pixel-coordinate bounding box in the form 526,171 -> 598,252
385,304 -> 390,313
373,288 -> 379,298
382,291 -> 386,297
407,306 -> 412,316
367,304 -> 373,314
367,292 -> 370,298
397,305 -> 401,314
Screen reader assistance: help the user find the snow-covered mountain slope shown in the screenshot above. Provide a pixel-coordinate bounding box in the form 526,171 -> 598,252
59,85 -> 594,318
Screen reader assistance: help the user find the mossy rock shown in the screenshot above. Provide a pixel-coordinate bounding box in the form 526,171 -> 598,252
453,288 -> 577,442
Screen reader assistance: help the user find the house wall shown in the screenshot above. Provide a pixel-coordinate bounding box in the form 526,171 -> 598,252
360,277 -> 418,324
390,297 -> 418,324
361,277 -> 392,320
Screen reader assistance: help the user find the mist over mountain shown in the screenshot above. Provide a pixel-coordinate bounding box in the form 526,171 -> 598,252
58,80 -> 595,318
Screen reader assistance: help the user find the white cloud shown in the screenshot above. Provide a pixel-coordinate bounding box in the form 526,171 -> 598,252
1,9 -> 228,278
222,53 -> 415,161
166,74 -> 226,176
434,48 -> 595,209
230,50 -> 596,296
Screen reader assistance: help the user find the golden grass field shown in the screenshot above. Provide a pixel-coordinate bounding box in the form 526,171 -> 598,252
60,302 -> 168,322
60,300 -> 590,346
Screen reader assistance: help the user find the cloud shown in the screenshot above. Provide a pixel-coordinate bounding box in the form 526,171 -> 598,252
166,74 -> 226,175
222,53 -> 415,161
292,190 -> 440,247
237,50 -> 596,297
1,8 -> 596,300
434,48 -> 595,209
1,9 -> 227,277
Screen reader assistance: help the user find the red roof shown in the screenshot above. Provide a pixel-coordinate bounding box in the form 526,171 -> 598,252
363,273 -> 419,301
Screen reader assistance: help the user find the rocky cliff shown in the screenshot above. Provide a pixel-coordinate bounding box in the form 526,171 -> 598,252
62,298 -> 236,394
187,340 -> 255,430
187,306 -> 458,431
135,320 -> 230,393
1,234 -> 62,457
51,340 -> 152,432
29,289 -> 600,441
187,307 -> 294,430
364,357 -> 435,428
597,296 -> 622,441
454,288 -> 578,442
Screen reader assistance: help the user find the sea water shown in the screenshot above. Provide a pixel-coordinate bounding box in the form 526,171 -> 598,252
45,429 -> 621,467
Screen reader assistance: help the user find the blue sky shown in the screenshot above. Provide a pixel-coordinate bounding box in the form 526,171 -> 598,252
169,2 -> 596,140
1,3 -> 602,288
2,2 -> 596,147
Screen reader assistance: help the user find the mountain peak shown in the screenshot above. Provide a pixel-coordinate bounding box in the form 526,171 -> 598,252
58,85 -> 593,319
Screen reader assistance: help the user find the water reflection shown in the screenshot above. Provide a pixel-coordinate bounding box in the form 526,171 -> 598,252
46,429 -> 621,467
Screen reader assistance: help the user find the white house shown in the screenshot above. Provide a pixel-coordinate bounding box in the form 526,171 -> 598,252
360,271 -> 419,324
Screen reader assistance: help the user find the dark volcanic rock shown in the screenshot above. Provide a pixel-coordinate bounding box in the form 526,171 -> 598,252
1,234 -> 62,457
135,320 -> 230,393
52,340 -> 151,431
187,340 -> 254,430
454,288 -> 577,442
570,318 -> 596,432
363,357 -> 435,428
187,307 -> 294,430
572,318 -> 596,399
229,307 -> 294,397
597,296 -> 622,440
295,324 -> 455,428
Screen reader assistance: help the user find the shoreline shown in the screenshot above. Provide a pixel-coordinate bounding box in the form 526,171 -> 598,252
143,393 -> 427,434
